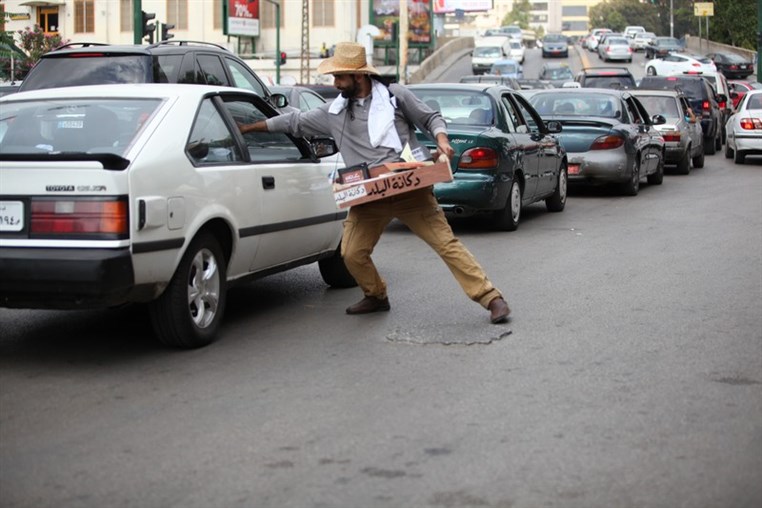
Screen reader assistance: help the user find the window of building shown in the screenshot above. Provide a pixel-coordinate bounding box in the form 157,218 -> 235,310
530,14 -> 548,23
531,3 -> 548,11
167,0 -> 188,30
564,21 -> 588,31
39,7 -> 60,34
261,0 -> 284,29
313,0 -> 334,27
74,0 -> 95,33
120,0 -> 133,32
562,6 -> 588,16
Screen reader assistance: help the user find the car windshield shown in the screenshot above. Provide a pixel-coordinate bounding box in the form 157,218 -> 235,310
634,96 -> 680,119
722,53 -> 748,63
528,92 -> 621,118
607,38 -> 629,45
0,98 -> 161,156
473,46 -> 502,58
510,41 -> 522,49
20,55 -> 151,91
656,37 -> 682,47
544,67 -> 573,80
411,90 -> 494,126
544,34 -> 566,43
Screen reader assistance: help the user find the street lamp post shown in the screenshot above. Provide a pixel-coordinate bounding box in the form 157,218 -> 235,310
263,0 -> 281,84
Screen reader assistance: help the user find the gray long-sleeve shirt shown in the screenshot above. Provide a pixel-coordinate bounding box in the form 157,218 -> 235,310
265,82 -> 447,168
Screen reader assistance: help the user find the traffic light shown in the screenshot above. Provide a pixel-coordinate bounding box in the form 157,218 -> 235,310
141,10 -> 156,44
279,52 -> 286,65
161,23 -> 175,41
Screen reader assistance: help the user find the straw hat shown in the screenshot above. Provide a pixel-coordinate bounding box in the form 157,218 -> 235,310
317,41 -> 379,76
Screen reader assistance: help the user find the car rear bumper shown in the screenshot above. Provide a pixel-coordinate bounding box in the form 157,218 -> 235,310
566,152 -> 631,183
0,247 -> 135,309
732,133 -> 762,153
434,173 -> 506,216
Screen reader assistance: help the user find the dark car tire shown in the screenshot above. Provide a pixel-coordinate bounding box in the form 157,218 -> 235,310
647,155 -> 664,185
692,148 -> 705,168
704,135 -> 717,155
545,165 -> 568,212
493,179 -> 522,231
725,143 -> 733,159
734,150 -> 745,164
149,231 -> 227,349
715,133 -> 722,151
621,159 -> 640,196
318,245 -> 358,288
676,150 -> 691,174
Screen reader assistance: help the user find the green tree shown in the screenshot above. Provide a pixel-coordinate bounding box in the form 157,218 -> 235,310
502,0 -> 532,29
710,0 -> 756,49
0,25 -> 68,80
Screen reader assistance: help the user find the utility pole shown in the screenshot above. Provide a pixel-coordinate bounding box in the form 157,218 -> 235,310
133,0 -> 142,44
300,0 -> 309,84
398,0 -> 408,84
758,0 -> 762,82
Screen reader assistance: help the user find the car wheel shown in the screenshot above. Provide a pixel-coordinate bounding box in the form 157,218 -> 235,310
545,164 -> 567,212
493,179 -> 522,231
621,158 -> 640,196
627,58 -> 632,63
318,245 -> 358,288
734,149 -> 745,164
676,149 -> 691,174
647,153 -> 664,185
646,66 -> 657,76
725,142 -> 733,159
715,133 -> 722,151
692,148 -> 705,168
703,135 -> 716,155
149,231 -> 227,349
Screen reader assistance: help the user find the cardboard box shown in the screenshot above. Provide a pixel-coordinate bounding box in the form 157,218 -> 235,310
333,158 -> 453,209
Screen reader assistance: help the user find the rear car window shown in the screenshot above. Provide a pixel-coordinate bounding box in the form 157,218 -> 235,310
19,55 -> 151,91
634,96 -> 679,118
582,75 -> 635,89
0,98 -> 161,156
639,77 -> 705,98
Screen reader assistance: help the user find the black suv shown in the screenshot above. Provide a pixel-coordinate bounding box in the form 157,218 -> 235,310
575,66 -> 636,89
637,75 -> 725,154
19,40 -> 289,111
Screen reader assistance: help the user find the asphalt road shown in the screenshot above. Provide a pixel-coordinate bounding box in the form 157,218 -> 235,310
1,47 -> 761,508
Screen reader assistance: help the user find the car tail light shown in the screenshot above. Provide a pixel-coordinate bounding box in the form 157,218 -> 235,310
739,118 -> 762,130
718,99 -> 727,109
590,135 -> 625,150
729,65 -> 738,70
661,131 -> 681,142
691,63 -> 701,67
30,197 -> 129,238
458,147 -> 499,170
702,100 -> 710,111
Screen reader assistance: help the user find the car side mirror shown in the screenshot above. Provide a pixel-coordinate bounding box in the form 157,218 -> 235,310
716,93 -> 728,105
545,120 -> 562,133
651,114 -> 667,125
310,136 -> 338,158
269,93 -> 288,110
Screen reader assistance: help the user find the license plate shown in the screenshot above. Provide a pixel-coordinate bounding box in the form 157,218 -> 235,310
568,164 -> 580,175
0,201 -> 24,232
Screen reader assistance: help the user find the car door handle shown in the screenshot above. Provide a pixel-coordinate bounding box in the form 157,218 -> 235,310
262,176 -> 275,190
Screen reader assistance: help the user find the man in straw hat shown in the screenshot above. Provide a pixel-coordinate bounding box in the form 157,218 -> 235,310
239,41 -> 510,323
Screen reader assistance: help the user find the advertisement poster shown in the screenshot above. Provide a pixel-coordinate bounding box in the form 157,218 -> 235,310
228,0 -> 260,37
371,0 -> 432,47
432,0 -> 492,14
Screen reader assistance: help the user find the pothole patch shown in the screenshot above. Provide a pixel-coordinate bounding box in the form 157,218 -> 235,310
385,323 -> 512,345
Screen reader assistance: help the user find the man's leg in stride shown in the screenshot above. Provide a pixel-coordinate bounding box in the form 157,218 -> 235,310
395,188 -> 510,322
341,200 -> 394,314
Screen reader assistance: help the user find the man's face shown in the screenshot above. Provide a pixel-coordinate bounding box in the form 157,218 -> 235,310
333,74 -> 360,99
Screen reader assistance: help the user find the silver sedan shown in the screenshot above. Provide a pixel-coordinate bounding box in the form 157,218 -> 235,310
725,89 -> 762,164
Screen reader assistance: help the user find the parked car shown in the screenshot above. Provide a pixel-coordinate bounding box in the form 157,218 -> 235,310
296,83 -> 342,101
638,74 -> 725,154
408,83 -> 568,231
270,85 -> 327,112
728,80 -> 762,109
527,88 -> 666,195
538,62 -> 575,87
645,37 -> 684,59
471,36 -> 511,75
541,33 -> 569,58
630,32 -> 656,51
508,40 -> 526,64
459,74 -> 521,90
644,53 -> 716,76
596,36 -> 633,63
18,41 -> 291,113
575,66 -> 636,89
630,89 -> 705,174
0,84 -> 354,349
705,52 -> 755,79
724,90 -> 762,164
489,58 -> 523,79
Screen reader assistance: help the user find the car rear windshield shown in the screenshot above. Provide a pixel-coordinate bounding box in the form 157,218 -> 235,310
634,95 -> 680,119
20,55 -> 153,91
581,75 -> 636,89
0,98 -> 162,156
639,77 -> 705,98
528,92 -> 621,118
410,90 -> 494,126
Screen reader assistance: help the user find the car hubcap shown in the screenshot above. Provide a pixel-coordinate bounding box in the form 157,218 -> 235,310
511,182 -> 521,222
560,170 -> 568,203
187,248 -> 220,329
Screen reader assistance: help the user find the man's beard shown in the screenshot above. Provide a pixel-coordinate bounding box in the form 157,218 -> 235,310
340,80 -> 358,99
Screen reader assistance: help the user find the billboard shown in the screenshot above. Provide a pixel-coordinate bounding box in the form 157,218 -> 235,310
371,0 -> 432,47
228,0 -> 260,37
433,0 -> 493,14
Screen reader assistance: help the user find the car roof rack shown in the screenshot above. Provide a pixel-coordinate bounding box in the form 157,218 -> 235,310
149,40 -> 230,51
52,42 -> 109,51
582,66 -> 631,72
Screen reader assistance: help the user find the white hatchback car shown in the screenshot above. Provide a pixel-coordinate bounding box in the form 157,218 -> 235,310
645,53 -> 717,76
0,84 -> 355,348
725,89 -> 762,164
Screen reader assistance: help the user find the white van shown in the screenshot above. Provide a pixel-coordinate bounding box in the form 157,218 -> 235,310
471,36 -> 511,75
624,26 -> 646,38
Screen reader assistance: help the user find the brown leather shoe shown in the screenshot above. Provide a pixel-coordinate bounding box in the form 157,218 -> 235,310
346,296 -> 390,315
488,297 -> 510,324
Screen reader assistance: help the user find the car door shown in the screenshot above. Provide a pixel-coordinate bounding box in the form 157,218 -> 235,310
511,92 -> 561,197
679,96 -> 702,153
499,92 -> 540,199
219,94 -> 341,272
626,95 -> 661,174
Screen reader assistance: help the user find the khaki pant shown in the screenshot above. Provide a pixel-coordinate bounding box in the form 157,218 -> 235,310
341,187 -> 502,309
